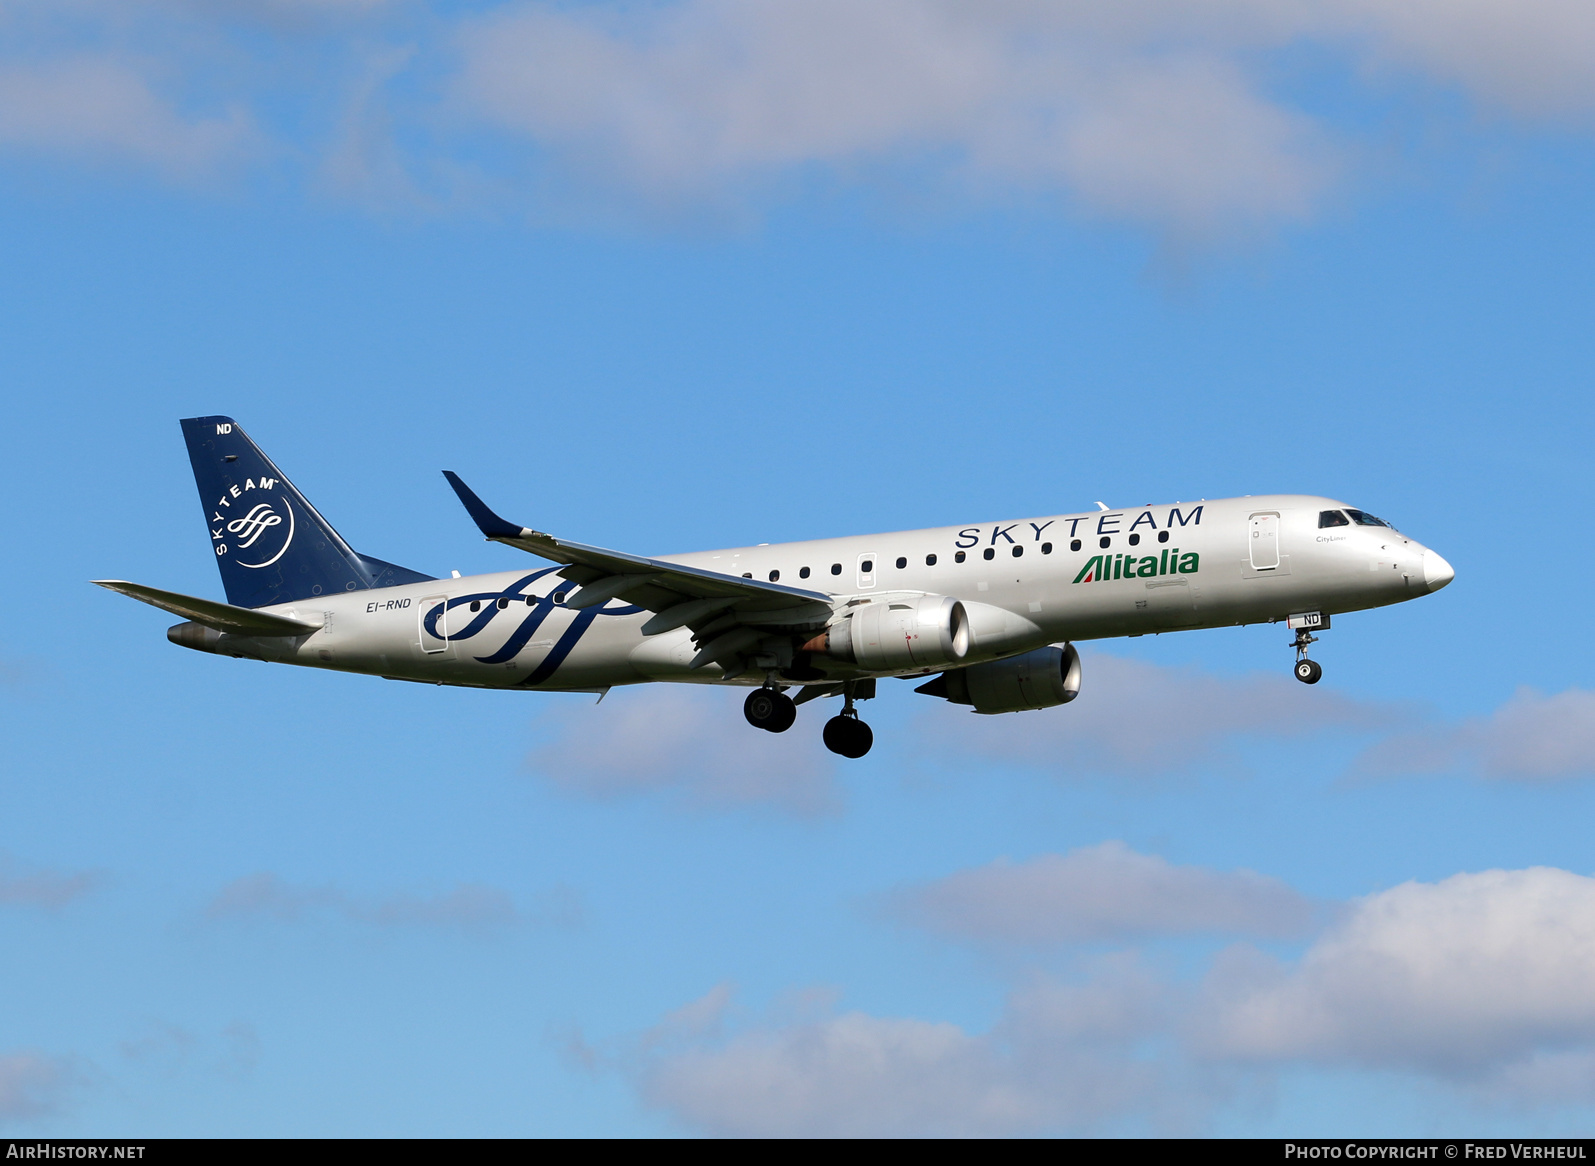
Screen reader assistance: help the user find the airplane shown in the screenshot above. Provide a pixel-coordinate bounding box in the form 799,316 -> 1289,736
96,416 -> 1455,759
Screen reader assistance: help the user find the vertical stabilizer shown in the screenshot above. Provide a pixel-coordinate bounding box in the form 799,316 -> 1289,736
181,416 -> 433,609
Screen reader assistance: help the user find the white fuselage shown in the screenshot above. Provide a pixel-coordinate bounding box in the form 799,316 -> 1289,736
208,495 -> 1449,691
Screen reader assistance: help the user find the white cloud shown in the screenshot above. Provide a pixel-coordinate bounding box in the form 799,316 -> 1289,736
0,854 -> 100,909
118,1021 -> 198,1069
646,1010 -> 1019,1137
528,685 -> 840,816
1200,867 -> 1595,1079
639,965 -> 1172,1137
1356,687 -> 1595,782
118,1018 -> 261,1083
0,1052 -> 76,1120
0,55 -> 253,178
217,1021 -> 261,1080
1,0 -> 394,27
1331,0 -> 1595,121
205,872 -> 571,931
454,0 -> 1334,236
916,652 -> 1395,778
1473,1049 -> 1595,1108
444,0 -> 1595,233
1,2 -> 1594,225
318,43 -> 427,207
630,862 -> 1595,1132
892,841 -> 1317,944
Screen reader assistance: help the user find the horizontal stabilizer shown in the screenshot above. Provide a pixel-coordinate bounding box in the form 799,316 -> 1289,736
93,581 -> 322,636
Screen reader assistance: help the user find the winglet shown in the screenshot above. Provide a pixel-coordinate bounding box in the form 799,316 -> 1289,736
442,471 -> 528,541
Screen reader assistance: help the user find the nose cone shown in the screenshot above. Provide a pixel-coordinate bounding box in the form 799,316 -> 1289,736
1422,549 -> 1455,593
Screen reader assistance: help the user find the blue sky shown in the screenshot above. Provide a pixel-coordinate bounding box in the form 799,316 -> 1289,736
3,0 -> 1595,1136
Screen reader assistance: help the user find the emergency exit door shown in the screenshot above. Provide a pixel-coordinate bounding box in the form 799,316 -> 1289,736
1249,512 -> 1280,570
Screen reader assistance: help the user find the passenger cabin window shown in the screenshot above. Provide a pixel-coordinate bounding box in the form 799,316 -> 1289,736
861,560 -> 874,573
742,572 -> 752,579
471,600 -> 481,612
497,597 -> 509,609
982,547 -> 995,560
1319,510 -> 1351,528
1158,531 -> 1169,543
925,553 -> 937,566
1042,542 -> 1053,554
831,563 -> 842,575
895,556 -> 907,569
1070,539 -> 1082,551
1344,508 -> 1390,528
769,569 -> 780,582
1012,545 -> 1023,557
1128,533 -> 1140,546
1099,536 -> 1111,549
955,551 -> 966,563
799,566 -> 810,579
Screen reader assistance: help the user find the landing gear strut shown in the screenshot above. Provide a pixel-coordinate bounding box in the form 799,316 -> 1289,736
1292,628 -> 1322,685
822,682 -> 874,758
744,686 -> 796,733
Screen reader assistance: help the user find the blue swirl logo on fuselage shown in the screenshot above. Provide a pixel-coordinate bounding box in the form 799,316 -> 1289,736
421,568 -> 643,687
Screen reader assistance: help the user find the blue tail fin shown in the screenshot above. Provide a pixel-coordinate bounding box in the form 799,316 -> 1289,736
181,416 -> 434,609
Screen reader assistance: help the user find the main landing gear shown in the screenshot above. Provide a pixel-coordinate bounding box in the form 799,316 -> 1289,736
744,686 -> 797,733
746,679 -> 875,757
822,682 -> 873,759
1292,628 -> 1323,685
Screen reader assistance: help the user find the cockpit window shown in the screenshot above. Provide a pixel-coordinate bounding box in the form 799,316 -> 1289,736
1318,510 -> 1350,528
1344,508 -> 1390,528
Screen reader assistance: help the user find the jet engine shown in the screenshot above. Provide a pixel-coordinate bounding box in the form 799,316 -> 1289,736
804,596 -> 970,672
917,643 -> 1082,714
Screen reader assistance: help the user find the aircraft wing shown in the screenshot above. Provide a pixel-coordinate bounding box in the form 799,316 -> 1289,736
443,472 -> 837,663
93,580 -> 323,636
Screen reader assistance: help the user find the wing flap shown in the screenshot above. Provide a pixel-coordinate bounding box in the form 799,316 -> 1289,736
564,573 -> 661,611
640,597 -> 738,636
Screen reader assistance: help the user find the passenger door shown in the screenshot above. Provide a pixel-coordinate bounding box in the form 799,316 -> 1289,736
419,595 -> 454,657
1249,512 -> 1280,570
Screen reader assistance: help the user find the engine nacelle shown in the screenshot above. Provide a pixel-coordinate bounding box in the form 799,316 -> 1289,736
919,643 -> 1082,714
808,596 -> 971,672
168,621 -> 222,653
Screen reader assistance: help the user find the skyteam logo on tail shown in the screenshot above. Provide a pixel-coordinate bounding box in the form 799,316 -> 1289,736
229,503 -> 282,548
210,476 -> 295,569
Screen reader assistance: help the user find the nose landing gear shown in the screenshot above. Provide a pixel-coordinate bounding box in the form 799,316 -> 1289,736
1292,628 -> 1322,685
822,681 -> 874,758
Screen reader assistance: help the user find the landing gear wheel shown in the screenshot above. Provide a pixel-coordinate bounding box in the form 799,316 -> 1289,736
744,688 -> 797,733
766,693 -> 796,733
823,715 -> 873,758
1290,626 -> 1323,686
